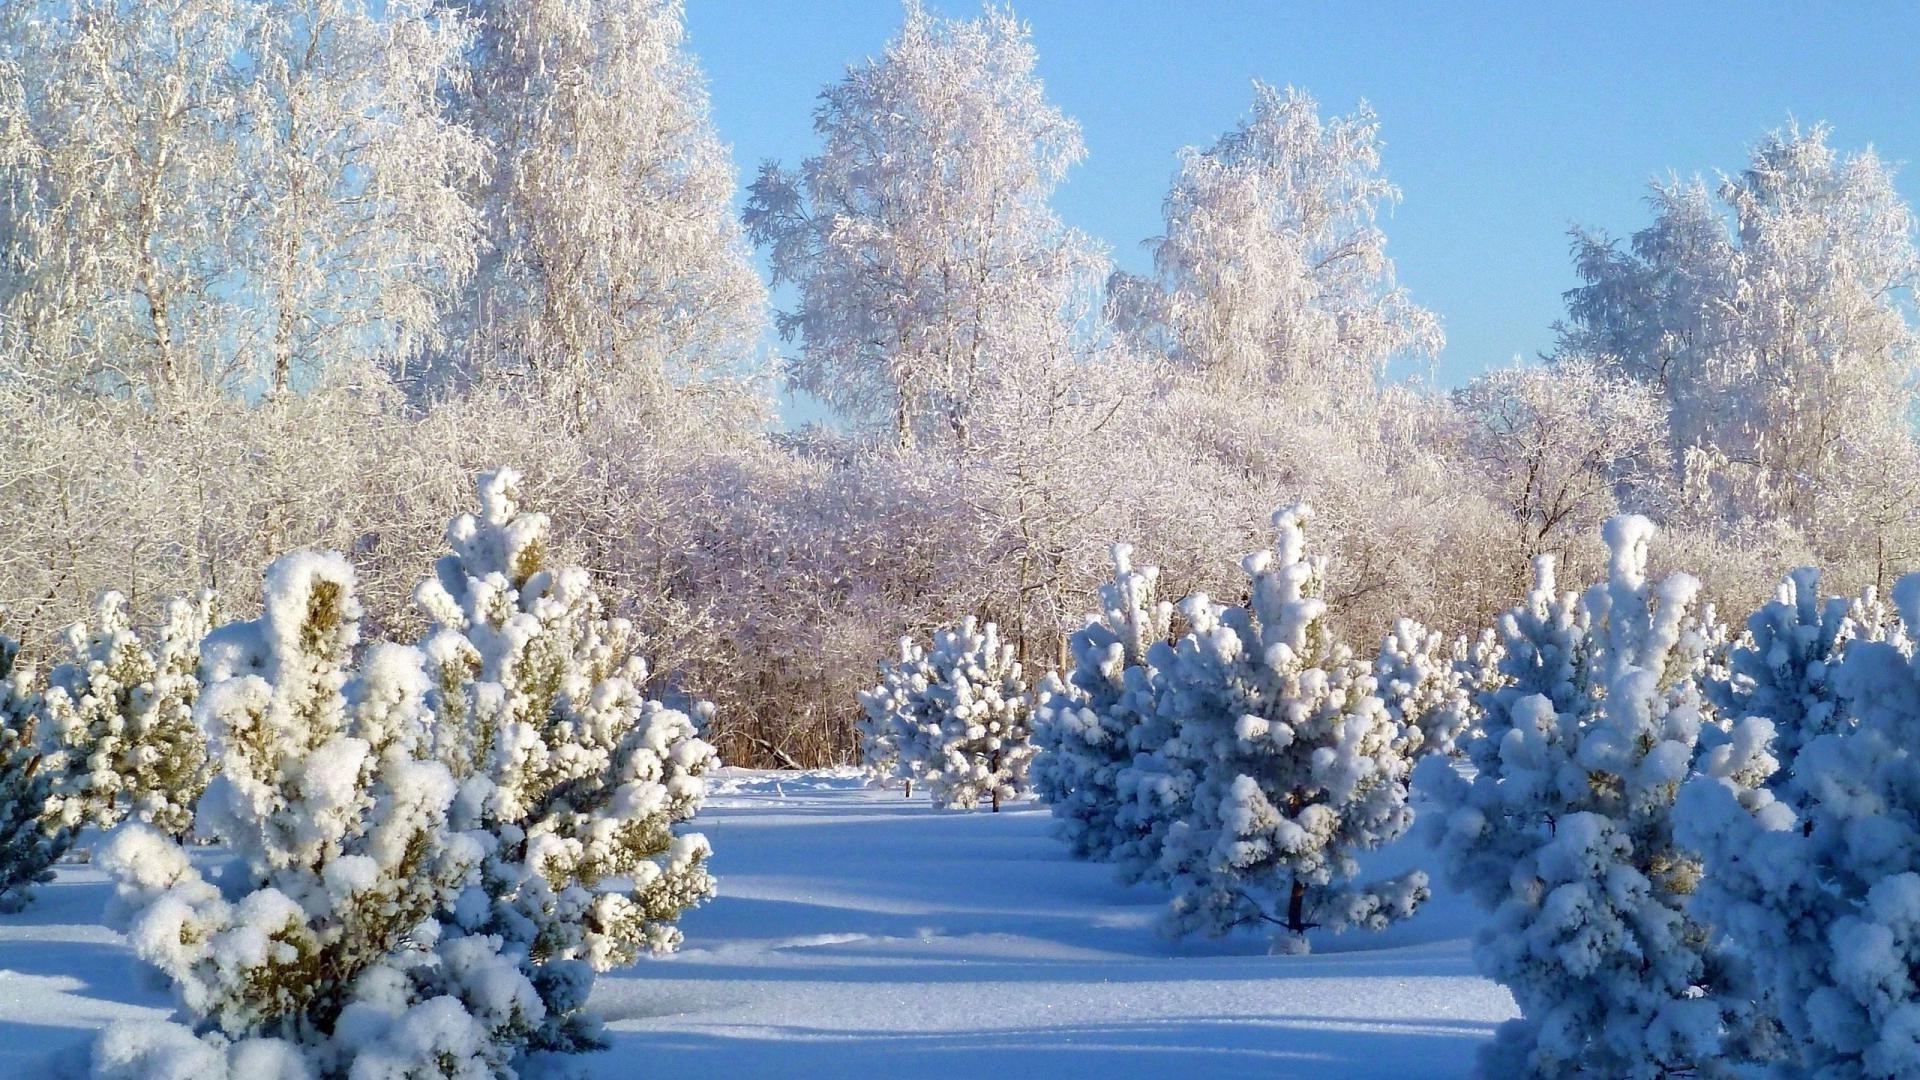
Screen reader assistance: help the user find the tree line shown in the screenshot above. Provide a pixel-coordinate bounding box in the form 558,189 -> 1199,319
1,0 -> 1915,769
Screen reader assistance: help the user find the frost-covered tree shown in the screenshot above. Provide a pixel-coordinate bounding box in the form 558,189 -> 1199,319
1418,517 -> 1764,1078
1560,123 -> 1920,547
1372,617 -> 1472,760
415,468 -> 717,988
1680,573 -> 1920,1079
0,0 -> 495,665
41,591 -> 212,838
864,617 -> 1033,811
1032,543 -> 1172,858
742,1 -> 1105,449
0,631 -> 71,913
449,0 -> 764,394
1113,83 -> 1440,400
1453,358 -> 1669,589
0,0 -> 480,396
0,0 -> 249,395
234,0 -> 482,394
1148,504 -> 1427,952
94,551 -> 532,1077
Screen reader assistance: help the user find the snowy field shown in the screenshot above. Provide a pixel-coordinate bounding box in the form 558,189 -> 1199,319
0,768 -> 1516,1078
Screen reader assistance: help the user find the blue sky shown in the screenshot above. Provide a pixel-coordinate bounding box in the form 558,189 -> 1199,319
683,1 -> 1920,390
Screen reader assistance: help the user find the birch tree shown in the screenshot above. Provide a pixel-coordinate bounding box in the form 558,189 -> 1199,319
449,0 -> 764,398
1560,123 -> 1920,548
233,0 -> 482,394
1114,83 -> 1440,401
0,0 -> 249,397
742,1 -> 1104,449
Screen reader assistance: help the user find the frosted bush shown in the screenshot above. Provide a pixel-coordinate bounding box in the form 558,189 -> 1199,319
1145,504 -> 1427,952
42,591 -> 213,838
1418,516 -> 1764,1077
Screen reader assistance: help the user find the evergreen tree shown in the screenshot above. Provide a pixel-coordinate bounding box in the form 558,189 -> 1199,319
0,631 -> 72,913
94,469 -> 718,1075
1147,504 -> 1427,952
96,551 -> 530,1076
864,618 -> 1034,811
1372,617 -> 1473,759
1709,567 -> 1892,802
416,468 -> 717,1013
42,590 -> 213,838
1033,543 -> 1171,858
856,636 -> 928,796
1419,517 -> 1765,1077
1679,572 -> 1920,1078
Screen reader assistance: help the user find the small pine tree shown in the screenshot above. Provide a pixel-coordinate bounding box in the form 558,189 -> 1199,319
867,618 -> 1034,811
0,632 -> 72,913
95,470 -> 719,1075
1372,617 -> 1473,759
415,468 -> 716,1046
96,551 -> 532,1076
857,636 -> 927,796
1710,567 -> 1889,801
42,591 -> 213,838
1451,625 -> 1508,745
926,618 -> 1034,811
1679,572 -> 1920,1077
1148,505 -> 1428,952
1033,543 -> 1171,858
1418,516 -> 1766,1078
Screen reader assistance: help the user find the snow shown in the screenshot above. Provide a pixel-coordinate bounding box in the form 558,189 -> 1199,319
0,769 -> 1517,1077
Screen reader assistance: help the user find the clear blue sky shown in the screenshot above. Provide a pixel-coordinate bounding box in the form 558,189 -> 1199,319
683,1 -> 1920,389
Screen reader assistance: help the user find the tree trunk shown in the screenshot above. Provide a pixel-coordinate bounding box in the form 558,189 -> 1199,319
1286,877 -> 1308,935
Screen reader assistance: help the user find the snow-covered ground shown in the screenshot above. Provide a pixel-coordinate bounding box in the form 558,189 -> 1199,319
0,768 -> 1517,1078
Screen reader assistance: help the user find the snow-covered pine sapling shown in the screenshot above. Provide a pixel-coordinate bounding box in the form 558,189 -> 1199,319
1452,626 -> 1508,738
1033,543 -> 1172,858
857,636 -> 927,797
415,468 -> 716,1040
1372,617 -> 1473,760
934,617 -> 1034,812
42,591 -> 213,839
95,551 -> 535,1077
1151,504 -> 1427,953
1678,572 -> 1920,1078
1418,516 -> 1764,1078
1710,567 -> 1890,802
877,617 -> 1034,811
0,632 -> 72,913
